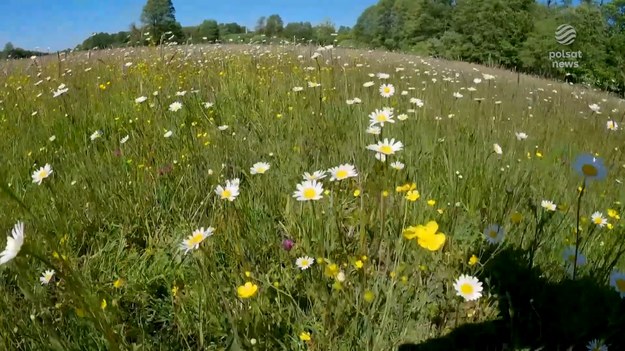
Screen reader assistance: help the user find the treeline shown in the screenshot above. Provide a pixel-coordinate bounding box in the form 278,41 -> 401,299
352,0 -> 625,94
77,15 -> 350,51
0,42 -> 46,59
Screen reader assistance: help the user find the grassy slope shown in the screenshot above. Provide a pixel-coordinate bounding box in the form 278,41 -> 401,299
0,44 -> 624,350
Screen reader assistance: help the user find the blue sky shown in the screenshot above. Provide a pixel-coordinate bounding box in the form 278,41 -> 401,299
0,0 -> 378,51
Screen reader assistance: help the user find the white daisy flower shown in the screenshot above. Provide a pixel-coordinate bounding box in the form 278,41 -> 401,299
295,256 -> 315,270
379,84 -> 395,98
168,101 -> 183,112
303,171 -> 326,181
453,274 -> 483,302
293,180 -> 323,201
328,164 -> 358,181
32,164 -> 53,185
180,227 -> 214,254
40,269 -> 55,285
215,179 -> 240,201
135,96 -> 147,104
0,221 -> 25,265
250,162 -> 270,175
541,200 -> 557,212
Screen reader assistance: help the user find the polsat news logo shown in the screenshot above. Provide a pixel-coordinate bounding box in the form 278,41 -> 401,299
549,24 -> 581,69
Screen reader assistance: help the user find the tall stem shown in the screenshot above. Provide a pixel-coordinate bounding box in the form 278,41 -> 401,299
573,179 -> 586,280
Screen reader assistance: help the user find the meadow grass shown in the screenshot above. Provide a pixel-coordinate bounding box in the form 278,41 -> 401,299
0,44 -> 624,350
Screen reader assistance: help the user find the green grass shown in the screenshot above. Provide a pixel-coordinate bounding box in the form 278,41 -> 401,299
0,44 -> 624,350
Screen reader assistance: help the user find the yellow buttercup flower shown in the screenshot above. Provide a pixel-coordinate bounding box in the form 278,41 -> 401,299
511,212 -> 523,224
405,190 -> 420,201
468,255 -> 479,266
299,332 -> 311,342
237,282 -> 258,299
403,221 -> 446,251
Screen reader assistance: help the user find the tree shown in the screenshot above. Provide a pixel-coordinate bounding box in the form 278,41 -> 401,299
197,20 -> 220,42
265,14 -> 284,36
3,42 -> 14,52
284,22 -> 315,42
255,16 -> 267,34
141,0 -> 178,43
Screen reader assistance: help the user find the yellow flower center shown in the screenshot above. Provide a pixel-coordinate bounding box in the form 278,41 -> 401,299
488,230 -> 498,238
256,167 -> 266,173
303,188 -> 316,199
383,87 -> 391,94
594,217 -> 603,224
460,283 -> 474,295
336,169 -> 348,179
376,114 -> 387,122
616,278 -> 625,292
379,145 -> 393,154
188,233 -> 204,246
221,189 -> 232,199
300,260 -> 309,267
582,164 -> 598,177
39,170 -> 48,178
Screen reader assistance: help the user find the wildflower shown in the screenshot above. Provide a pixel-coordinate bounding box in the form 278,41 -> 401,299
609,271 -> 625,298
607,120 -> 618,131
591,211 -> 608,227
368,108 -> 394,127
563,246 -> 587,268
410,97 -> 424,107
215,179 -> 240,201
282,239 -> 294,251
292,86 -> 303,92
405,190 -> 420,202
427,199 -> 436,206
468,255 -> 479,266
403,221 -> 446,251
217,125 -> 229,131
589,103 -> 601,113
250,162 -> 270,175
366,138 -> 403,160
379,84 -> 395,98
237,282 -> 258,299
203,102 -> 214,108
390,161 -> 405,170
363,290 -> 375,302
101,299 -> 107,310
354,260 -> 364,269
40,269 -> 55,285
328,164 -> 358,181
0,222 -> 25,265
366,126 -> 381,135
113,278 -> 124,288
453,274 -> 483,301
324,263 -> 339,278
180,227 -> 214,254
90,130 -> 102,141
168,101 -> 182,112
586,339 -> 608,351
511,212 -> 523,224
574,154 -> 607,182
515,132 -> 528,140
120,135 -> 129,144
299,332 -> 311,342
363,81 -> 374,88
483,224 -> 505,245
541,200 -> 557,212
303,170 -> 326,181
353,189 -> 361,197
295,256 -> 314,270
607,209 -> 619,219
164,130 -> 173,138
293,180 -> 323,201
32,163 -> 53,185
493,143 -> 503,155
135,96 -> 147,104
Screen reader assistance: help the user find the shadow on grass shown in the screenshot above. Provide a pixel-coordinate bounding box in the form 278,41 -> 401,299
398,247 -> 625,351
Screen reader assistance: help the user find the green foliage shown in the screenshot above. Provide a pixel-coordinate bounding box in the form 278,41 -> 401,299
350,0 -> 625,95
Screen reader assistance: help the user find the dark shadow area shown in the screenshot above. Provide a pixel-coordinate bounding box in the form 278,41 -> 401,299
398,247 -> 625,351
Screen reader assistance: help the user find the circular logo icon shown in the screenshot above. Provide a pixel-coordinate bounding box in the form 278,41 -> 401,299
555,24 -> 576,45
